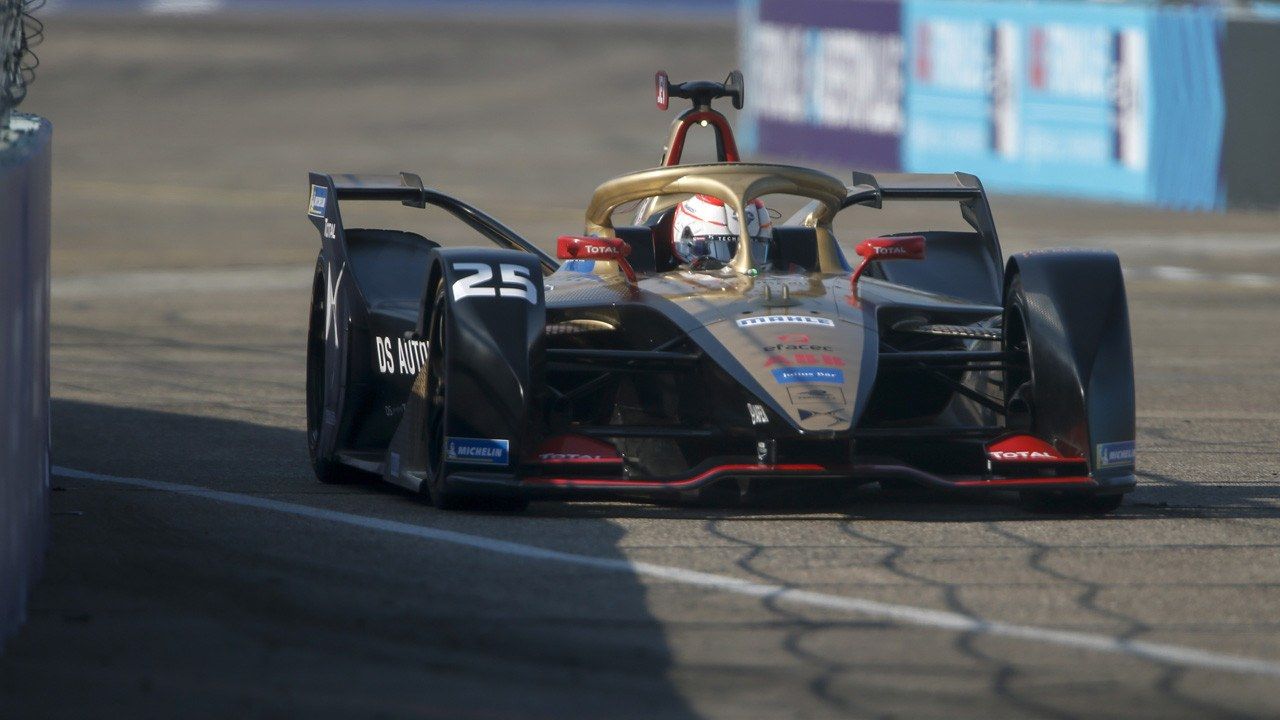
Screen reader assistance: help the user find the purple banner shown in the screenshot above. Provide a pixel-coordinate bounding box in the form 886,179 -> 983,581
746,0 -> 904,170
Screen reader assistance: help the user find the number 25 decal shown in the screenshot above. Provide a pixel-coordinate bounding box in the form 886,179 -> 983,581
450,262 -> 538,304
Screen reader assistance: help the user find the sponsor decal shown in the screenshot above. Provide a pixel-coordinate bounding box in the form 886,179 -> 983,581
308,184 -> 328,217
451,262 -> 538,304
323,220 -> 336,240
446,437 -> 510,466
772,367 -> 844,385
761,343 -> 833,353
534,434 -> 622,464
797,407 -> 848,427
989,450 -> 1056,461
540,452 -> 604,461
991,22 -> 1020,158
1096,440 -> 1135,468
868,244 -> 912,257
764,354 -> 845,368
736,315 -> 835,329
323,264 -> 343,347
986,434 -> 1074,463
787,387 -> 846,404
374,335 -> 429,375
563,260 -> 596,273
776,334 -> 809,343
747,403 -> 769,426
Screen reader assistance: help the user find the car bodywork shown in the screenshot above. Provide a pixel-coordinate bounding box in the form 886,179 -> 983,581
305,72 -> 1135,509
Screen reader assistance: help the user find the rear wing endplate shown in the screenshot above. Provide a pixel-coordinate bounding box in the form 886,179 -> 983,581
307,171 -> 558,273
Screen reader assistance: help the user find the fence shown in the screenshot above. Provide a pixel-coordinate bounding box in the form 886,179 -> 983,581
1,0 -> 48,652
740,0 -> 1280,210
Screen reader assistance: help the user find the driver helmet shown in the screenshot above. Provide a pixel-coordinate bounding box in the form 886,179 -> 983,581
671,194 -> 773,270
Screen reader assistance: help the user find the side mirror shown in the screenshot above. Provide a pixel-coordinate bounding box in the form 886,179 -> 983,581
850,235 -> 926,286
656,71 -> 670,111
557,235 -> 636,283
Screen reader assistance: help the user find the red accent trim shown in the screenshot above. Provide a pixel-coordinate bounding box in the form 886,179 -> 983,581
533,434 -> 623,466
665,110 -> 740,166
539,457 -> 624,466
556,235 -> 636,283
850,236 -> 927,289
951,476 -> 1094,488
985,433 -> 1084,464
853,463 -> 1098,492
525,463 -> 831,491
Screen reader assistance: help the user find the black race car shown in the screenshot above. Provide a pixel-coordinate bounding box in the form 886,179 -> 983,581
304,72 -> 1135,513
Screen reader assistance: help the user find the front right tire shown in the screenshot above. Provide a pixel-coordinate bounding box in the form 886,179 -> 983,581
1004,274 -> 1124,516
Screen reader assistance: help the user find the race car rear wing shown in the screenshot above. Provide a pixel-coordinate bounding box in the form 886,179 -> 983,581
843,170 -> 1002,270
307,171 -> 558,274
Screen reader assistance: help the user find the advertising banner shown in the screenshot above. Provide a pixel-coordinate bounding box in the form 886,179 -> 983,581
903,1 -> 1161,203
742,0 -> 905,169
742,0 -> 1235,209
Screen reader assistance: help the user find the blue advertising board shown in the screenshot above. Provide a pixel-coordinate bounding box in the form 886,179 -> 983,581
743,0 -> 1230,209
903,1 -> 1160,202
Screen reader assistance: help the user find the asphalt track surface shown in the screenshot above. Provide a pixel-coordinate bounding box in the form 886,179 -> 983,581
4,12 -> 1280,720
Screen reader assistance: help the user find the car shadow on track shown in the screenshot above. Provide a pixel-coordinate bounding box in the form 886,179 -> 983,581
32,399 -> 1280,719
6,399 -> 704,720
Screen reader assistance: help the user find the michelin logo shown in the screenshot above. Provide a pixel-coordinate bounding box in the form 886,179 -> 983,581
446,437 -> 510,466
1096,440 -> 1135,468
736,315 -> 835,329
308,184 -> 328,217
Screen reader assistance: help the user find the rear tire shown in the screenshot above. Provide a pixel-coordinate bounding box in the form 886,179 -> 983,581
306,259 -> 362,484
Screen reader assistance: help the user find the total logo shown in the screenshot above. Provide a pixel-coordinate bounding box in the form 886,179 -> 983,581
764,354 -> 845,368
989,450 -> 1055,461
985,434 -> 1071,463
871,245 -> 911,256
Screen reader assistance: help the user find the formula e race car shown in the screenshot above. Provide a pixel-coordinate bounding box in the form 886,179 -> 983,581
304,71 -> 1135,513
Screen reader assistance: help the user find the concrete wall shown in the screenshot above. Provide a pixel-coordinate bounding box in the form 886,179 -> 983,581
0,114 -> 52,652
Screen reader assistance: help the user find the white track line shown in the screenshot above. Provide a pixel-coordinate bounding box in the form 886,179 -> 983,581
1123,265 -> 1279,288
145,0 -> 224,14
52,465 -> 1280,679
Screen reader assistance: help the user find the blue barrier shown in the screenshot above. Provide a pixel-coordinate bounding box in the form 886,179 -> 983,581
742,0 -> 1240,210
0,114 -> 52,652
43,0 -> 738,12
